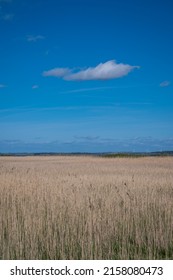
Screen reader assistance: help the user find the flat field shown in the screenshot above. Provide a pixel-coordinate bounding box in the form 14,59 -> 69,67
0,156 -> 173,259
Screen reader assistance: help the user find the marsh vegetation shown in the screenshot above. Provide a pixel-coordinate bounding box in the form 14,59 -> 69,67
0,156 -> 173,259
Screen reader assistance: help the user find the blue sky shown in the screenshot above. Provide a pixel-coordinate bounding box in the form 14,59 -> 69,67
0,0 -> 173,152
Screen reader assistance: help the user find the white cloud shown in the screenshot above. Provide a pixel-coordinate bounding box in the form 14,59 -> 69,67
27,35 -> 45,42
32,85 -> 39,89
67,60 -> 139,81
160,81 -> 171,87
43,68 -> 70,77
43,60 -> 140,81
0,84 -> 6,88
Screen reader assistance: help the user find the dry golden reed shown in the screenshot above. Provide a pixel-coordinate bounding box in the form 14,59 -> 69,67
0,156 -> 173,259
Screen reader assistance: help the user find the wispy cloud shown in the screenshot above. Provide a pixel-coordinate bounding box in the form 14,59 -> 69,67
62,84 -> 155,94
32,85 -> 39,89
160,81 -> 171,87
43,60 -> 140,81
1,137 -> 172,153
71,136 -> 173,151
74,136 -> 100,141
27,35 -> 45,42
0,84 -> 7,88
63,87 -> 111,93
1,13 -> 14,20
0,0 -> 14,21
45,50 -> 50,56
0,104 -> 152,116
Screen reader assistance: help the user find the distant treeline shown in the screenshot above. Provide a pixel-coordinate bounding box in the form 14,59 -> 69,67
101,151 -> 173,158
0,151 -> 173,157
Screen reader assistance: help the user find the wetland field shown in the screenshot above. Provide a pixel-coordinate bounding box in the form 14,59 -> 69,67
0,156 -> 173,259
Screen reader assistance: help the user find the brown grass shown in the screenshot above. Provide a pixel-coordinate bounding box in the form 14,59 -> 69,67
0,156 -> 173,259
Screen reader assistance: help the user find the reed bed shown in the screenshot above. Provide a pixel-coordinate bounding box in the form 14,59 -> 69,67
0,156 -> 173,259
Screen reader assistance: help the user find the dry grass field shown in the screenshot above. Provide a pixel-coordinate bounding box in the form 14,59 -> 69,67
0,156 -> 173,260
